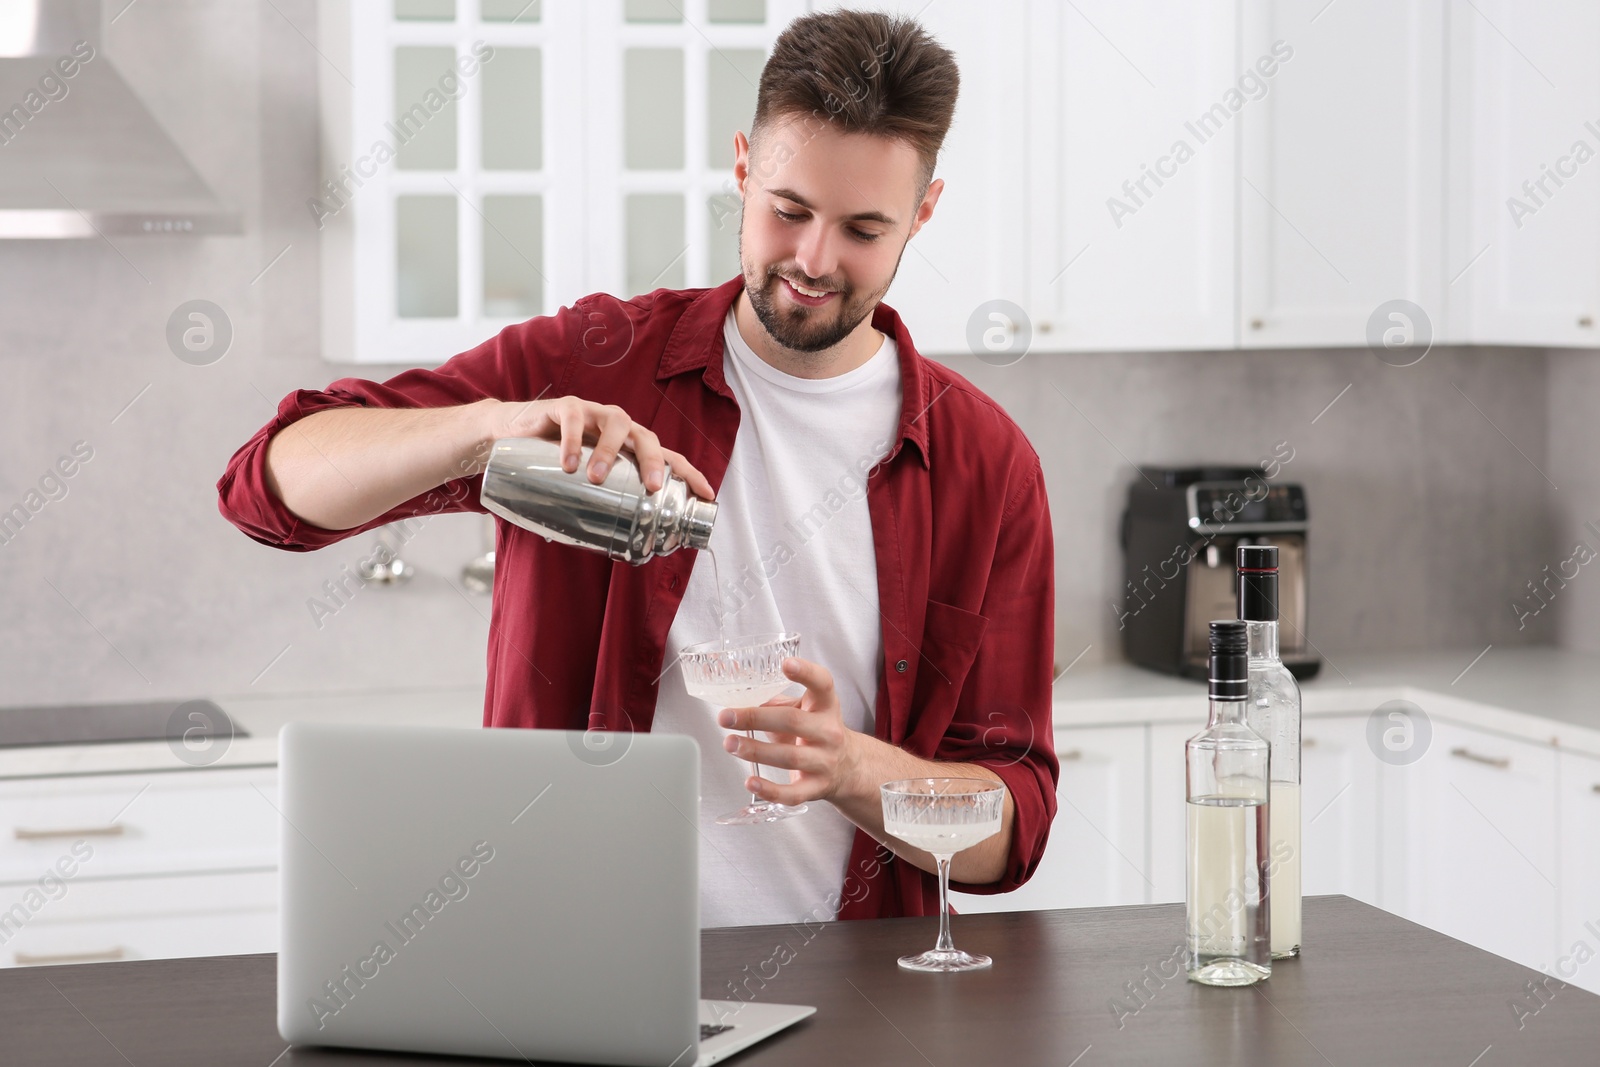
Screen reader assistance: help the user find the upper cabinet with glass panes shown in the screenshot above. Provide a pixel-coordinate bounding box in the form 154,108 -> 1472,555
318,0 -> 800,365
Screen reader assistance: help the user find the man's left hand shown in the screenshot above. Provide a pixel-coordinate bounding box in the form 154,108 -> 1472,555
716,656 -> 863,805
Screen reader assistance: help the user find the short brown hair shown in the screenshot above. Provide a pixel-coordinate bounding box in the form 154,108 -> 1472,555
751,10 -> 959,196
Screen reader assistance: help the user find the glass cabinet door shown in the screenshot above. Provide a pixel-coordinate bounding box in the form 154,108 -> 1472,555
595,0 -> 803,300
331,0 -> 559,362
327,0 -> 800,363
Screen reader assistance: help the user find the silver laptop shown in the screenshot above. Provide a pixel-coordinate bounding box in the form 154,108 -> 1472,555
276,721 -> 814,1066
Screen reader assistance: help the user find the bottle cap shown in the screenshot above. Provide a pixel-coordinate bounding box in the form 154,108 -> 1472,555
1237,544 -> 1278,572
1237,544 -> 1280,623
1209,619 -> 1248,700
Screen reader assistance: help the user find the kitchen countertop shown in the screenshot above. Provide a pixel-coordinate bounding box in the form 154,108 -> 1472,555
4,644 -> 1597,780
1050,644 -> 1600,754
0,685 -> 483,781
6,896 -> 1597,1065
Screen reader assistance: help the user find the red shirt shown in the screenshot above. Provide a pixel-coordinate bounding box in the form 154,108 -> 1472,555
217,276 -> 1058,919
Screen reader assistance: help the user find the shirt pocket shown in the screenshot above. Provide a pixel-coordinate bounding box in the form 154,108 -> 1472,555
905,599 -> 989,749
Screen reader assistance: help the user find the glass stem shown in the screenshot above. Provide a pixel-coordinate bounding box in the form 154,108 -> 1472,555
933,854 -> 954,952
746,728 -> 762,806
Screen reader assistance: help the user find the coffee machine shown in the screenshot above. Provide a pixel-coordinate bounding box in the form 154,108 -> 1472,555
1118,466 -> 1320,680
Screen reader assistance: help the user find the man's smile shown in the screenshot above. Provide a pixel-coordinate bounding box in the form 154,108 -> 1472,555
780,276 -> 839,306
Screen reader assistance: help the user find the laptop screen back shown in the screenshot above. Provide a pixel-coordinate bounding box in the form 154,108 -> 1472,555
276,722 -> 700,1065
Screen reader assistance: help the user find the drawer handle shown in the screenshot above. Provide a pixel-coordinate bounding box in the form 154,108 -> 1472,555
1450,747 -> 1509,770
1059,749 -> 1083,761
1591,784 -> 1600,795
13,824 -> 127,841
15,946 -> 126,966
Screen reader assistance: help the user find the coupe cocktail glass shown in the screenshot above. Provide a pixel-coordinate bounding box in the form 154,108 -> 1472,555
881,777 -> 1007,972
682,632 -> 806,825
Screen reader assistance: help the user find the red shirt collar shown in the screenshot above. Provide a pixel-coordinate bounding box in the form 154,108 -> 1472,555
655,276 -> 932,469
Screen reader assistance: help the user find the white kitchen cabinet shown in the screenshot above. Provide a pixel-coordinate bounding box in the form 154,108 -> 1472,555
1557,750 -> 1600,996
983,713 -> 1388,914
1148,721 -> 1192,905
0,767 -> 280,967
317,0 -> 1600,363
849,0 -> 1030,358
1238,0 -> 1444,347
1300,715 -> 1380,906
1154,714 -> 1383,909
321,0 -> 811,363
0,870 -> 276,968
1028,0 -> 1239,351
1444,0 -> 1600,346
0,768 -> 279,885
584,0 -> 809,299
1400,720 -> 1558,973
953,724 -> 1149,912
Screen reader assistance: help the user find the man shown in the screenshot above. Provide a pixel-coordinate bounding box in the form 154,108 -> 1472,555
219,10 -> 1056,926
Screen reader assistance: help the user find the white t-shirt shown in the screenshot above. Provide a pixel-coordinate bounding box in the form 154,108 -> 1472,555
650,307 -> 902,928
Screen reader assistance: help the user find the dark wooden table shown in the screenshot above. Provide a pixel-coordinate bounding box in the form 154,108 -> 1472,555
5,896 -> 1597,1065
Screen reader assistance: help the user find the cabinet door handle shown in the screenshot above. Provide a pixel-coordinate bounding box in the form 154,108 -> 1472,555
1450,746 -> 1509,770
1591,784 -> 1600,795
13,824 -> 126,841
15,946 -> 126,966
1059,749 -> 1083,761
1302,737 -> 1318,749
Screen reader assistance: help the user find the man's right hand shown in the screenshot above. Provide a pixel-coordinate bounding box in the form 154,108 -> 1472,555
264,394 -> 717,534
483,396 -> 716,500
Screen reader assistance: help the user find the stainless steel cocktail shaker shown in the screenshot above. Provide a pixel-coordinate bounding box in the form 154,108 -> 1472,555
479,437 -> 716,563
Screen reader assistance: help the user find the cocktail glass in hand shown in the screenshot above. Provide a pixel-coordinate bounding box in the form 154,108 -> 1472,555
880,777 -> 1007,972
681,632 -> 806,825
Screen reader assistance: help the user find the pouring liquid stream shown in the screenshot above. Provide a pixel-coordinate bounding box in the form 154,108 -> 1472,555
706,546 -> 727,650
703,545 -> 801,807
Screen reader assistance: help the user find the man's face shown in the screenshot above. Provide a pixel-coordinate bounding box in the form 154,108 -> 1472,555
733,115 -> 943,355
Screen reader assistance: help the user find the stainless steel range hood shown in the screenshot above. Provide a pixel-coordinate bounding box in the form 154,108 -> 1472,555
0,0 -> 240,238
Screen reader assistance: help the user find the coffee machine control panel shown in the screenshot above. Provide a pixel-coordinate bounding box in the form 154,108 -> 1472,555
1186,482 -> 1306,535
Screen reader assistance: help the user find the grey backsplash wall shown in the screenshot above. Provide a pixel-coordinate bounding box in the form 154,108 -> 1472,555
1549,352 -> 1600,658
0,1 -> 1594,707
957,344 -> 1568,669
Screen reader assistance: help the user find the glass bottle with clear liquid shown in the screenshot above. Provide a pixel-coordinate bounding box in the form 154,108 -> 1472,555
1186,619 -> 1272,986
1238,544 -> 1302,959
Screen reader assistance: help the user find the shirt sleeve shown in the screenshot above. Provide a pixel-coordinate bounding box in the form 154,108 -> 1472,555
943,458 -> 1059,896
216,305 -> 582,552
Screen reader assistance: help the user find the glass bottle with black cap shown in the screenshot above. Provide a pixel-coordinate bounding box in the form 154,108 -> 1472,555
1239,544 -> 1302,959
1185,619 -> 1272,986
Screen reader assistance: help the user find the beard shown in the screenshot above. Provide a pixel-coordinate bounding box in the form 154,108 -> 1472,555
739,231 -> 903,356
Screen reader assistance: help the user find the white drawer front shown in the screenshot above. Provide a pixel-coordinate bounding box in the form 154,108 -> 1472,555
953,725 -> 1150,913
0,767 -> 278,883
0,869 -> 277,967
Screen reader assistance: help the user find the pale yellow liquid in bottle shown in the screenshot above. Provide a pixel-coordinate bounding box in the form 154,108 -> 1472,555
1270,780 -> 1302,957
1186,795 -> 1271,985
